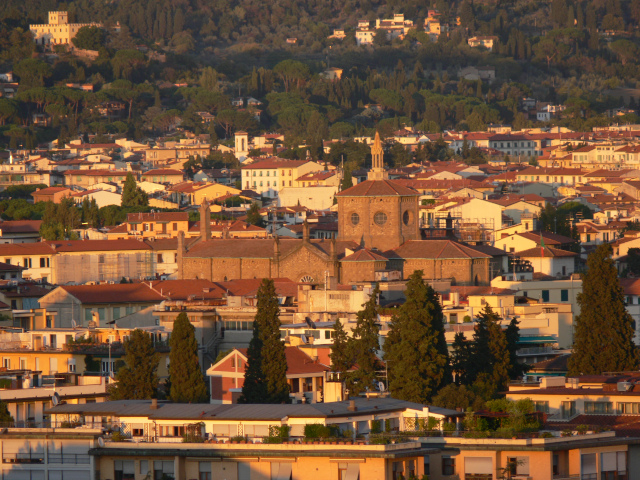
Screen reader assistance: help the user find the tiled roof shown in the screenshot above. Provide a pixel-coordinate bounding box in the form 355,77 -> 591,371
342,248 -> 388,262
241,159 -> 309,170
126,212 -> 188,223
336,179 -> 420,197
58,283 -> 164,304
45,239 -> 151,252
0,243 -> 55,256
517,246 -> 577,258
31,187 -> 69,196
215,278 -> 297,298
387,240 -> 493,259
516,231 -> 576,245
142,169 -> 184,175
149,279 -> 226,300
0,220 -> 42,234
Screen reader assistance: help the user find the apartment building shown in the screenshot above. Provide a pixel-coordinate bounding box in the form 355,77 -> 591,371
241,159 -> 322,198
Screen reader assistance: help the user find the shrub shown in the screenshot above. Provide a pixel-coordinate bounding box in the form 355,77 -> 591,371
576,424 -> 589,435
111,431 -> 130,442
230,435 -> 246,442
304,424 -> 331,439
371,420 -> 382,434
342,429 -> 354,439
463,315 -> 472,323
442,421 -> 456,432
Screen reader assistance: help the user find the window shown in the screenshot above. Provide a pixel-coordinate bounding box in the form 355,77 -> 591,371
115,459 -> 135,480
442,456 -> 455,476
585,401 -> 613,414
601,451 -> 627,480
2,358 -> 9,369
351,213 -> 360,226
113,307 -> 121,320
581,453 -> 597,480
464,457 -> 492,479
157,253 -> 163,263
533,401 -> 549,413
19,358 -> 27,370
541,290 -> 550,302
374,211 -> 388,226
561,289 -> 569,302
40,257 -> 49,268
85,308 -> 93,322
140,460 -> 149,475
68,358 -> 76,372
506,456 -> 529,477
561,401 -> 576,419
424,455 -> 430,475
199,462 -> 212,480
23,258 -> 32,268
618,402 -> 640,414
97,308 -> 106,322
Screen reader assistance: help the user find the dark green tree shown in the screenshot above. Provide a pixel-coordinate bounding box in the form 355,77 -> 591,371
0,401 -> 13,424
121,173 -> 148,208
111,330 -> 159,400
346,284 -> 381,394
71,26 -> 106,50
568,244 -> 639,375
246,202 -> 265,227
239,279 -> 289,404
329,318 -> 352,377
169,313 -> 208,403
505,317 -> 527,379
383,270 -> 450,403
451,332 -> 472,385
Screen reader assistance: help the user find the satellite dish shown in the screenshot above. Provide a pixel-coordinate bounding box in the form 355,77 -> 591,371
97,437 -> 105,447
378,381 -> 386,392
52,392 -> 60,406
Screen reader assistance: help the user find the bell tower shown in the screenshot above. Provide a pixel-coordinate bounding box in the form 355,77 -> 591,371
368,131 -> 387,181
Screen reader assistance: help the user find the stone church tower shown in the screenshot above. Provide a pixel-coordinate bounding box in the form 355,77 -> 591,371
336,132 -> 420,251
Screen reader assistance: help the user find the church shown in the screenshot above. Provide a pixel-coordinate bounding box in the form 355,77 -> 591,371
177,133 -> 491,285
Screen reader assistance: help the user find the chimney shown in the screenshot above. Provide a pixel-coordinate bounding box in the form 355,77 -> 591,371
200,200 -> 211,241
302,219 -> 310,243
347,400 -> 357,412
150,398 -> 158,410
177,231 -> 185,279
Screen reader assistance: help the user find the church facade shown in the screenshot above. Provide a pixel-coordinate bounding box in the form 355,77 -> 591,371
178,133 -> 491,285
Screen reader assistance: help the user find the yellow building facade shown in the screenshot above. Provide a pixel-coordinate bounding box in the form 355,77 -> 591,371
30,11 -> 102,47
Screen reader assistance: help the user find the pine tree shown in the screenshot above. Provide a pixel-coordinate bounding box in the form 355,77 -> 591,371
505,317 -> 527,379
111,330 -> 159,400
466,305 -> 512,398
346,284 -> 381,394
383,270 -> 450,403
568,244 -> 638,375
121,173 -> 148,208
329,318 -> 352,377
451,332 -> 472,385
169,313 -> 208,403
239,279 -> 289,404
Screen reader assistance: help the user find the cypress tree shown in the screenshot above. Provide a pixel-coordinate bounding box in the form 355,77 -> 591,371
383,270 -> 450,403
346,284 -> 381,394
239,279 -> 289,404
111,329 -> 159,400
451,332 -> 472,386
568,244 -> 638,375
466,304 -> 512,398
505,317 -> 527,379
169,313 -> 208,403
329,318 -> 352,378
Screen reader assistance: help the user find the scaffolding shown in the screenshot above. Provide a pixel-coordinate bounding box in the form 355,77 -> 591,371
53,252 -> 156,285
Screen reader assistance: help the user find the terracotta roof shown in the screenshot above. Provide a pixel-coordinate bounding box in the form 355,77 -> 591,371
126,212 -> 188,223
0,262 -> 25,272
336,179 -> 419,197
58,283 -> 164,304
45,239 -> 151,252
529,353 -> 570,372
142,169 -> 184,176
219,347 -> 329,375
0,243 -> 55,256
342,248 -> 388,262
296,171 -> 336,182
215,278 -> 297,298
31,187 -> 70,196
148,279 -> 226,300
517,246 -> 577,258
620,278 -> 640,295
2,285 -> 51,298
516,231 -> 576,245
0,220 -> 42,234
241,159 -> 310,170
386,240 -> 493,259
